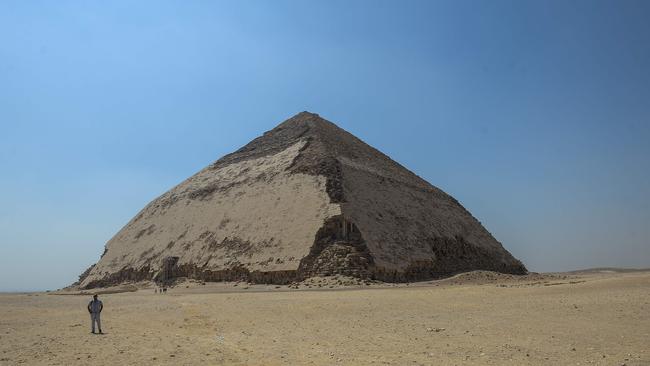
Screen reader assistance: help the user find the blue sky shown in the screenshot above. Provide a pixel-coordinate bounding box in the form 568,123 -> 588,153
1,1 -> 649,291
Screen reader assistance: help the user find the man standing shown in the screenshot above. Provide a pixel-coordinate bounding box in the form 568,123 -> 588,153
87,294 -> 103,334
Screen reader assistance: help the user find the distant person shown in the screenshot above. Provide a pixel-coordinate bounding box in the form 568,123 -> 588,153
87,294 -> 103,334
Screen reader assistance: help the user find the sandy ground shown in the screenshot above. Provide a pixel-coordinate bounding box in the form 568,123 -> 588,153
1,271 -> 649,366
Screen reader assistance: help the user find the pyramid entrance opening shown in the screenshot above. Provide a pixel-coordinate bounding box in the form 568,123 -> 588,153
153,256 -> 179,285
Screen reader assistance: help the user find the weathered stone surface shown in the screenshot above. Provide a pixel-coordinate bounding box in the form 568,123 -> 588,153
78,112 -> 525,289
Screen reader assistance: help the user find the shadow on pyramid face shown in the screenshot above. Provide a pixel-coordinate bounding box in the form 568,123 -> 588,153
297,215 -> 374,279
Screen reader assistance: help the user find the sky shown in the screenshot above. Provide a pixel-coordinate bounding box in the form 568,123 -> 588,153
1,0 -> 649,292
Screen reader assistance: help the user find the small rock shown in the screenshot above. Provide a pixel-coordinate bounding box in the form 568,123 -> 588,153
426,327 -> 445,332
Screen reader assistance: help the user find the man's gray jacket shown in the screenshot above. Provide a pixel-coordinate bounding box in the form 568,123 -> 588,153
88,299 -> 103,314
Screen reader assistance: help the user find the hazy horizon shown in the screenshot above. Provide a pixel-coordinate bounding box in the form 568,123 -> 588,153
1,1 -> 649,292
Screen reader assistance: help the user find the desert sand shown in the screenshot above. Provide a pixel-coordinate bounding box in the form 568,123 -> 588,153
1,270 -> 648,365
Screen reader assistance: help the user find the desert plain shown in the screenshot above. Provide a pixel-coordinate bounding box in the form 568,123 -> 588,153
1,270 -> 648,366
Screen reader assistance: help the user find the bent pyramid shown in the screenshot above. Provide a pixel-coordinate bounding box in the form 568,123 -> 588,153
79,112 -> 526,288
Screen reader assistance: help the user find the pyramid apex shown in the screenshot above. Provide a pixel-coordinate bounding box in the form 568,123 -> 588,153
285,111 -> 323,122
273,111 -> 334,131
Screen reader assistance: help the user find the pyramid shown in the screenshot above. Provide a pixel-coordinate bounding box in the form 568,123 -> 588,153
78,112 -> 526,288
